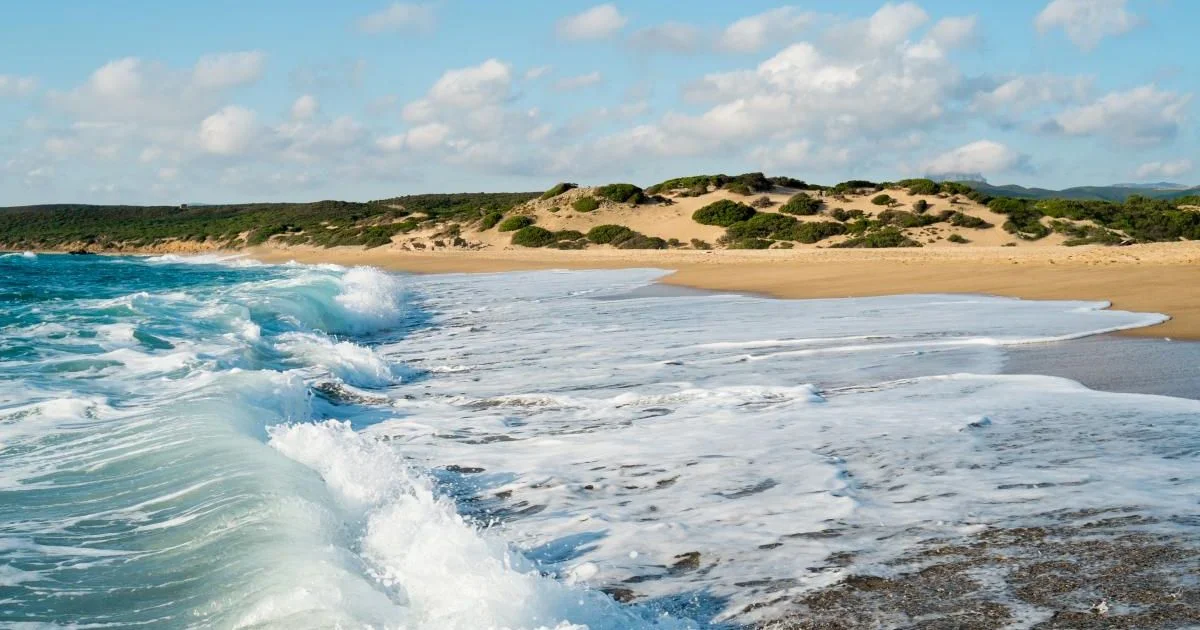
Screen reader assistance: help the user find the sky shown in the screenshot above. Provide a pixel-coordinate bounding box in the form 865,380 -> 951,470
0,0 -> 1195,205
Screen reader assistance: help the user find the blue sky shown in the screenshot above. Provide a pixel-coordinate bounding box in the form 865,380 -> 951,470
0,0 -> 1194,204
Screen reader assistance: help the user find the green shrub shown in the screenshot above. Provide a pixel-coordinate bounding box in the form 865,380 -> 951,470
779,192 -> 822,216
871,194 -> 894,206
498,216 -> 535,232
725,182 -> 753,196
877,210 -> 940,228
572,197 -> 600,213
775,241 -> 795,249
725,212 -> 798,240
727,238 -> 773,249
595,183 -> 645,204
948,212 -> 993,229
829,208 -> 865,222
832,227 -> 922,248
690,238 -> 712,250
511,226 -> 556,247
587,224 -> 636,244
912,199 -> 930,213
777,221 -> 847,244
617,234 -> 667,249
667,238 -> 682,247
693,200 -> 756,226
480,212 -> 504,230
947,233 -> 969,244
540,182 -> 577,200
751,195 -> 774,208
898,178 -> 940,195
831,180 -> 878,194
554,230 -> 584,241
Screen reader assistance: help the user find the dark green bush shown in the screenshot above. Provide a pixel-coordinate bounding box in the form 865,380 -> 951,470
595,183 -> 645,204
587,224 -> 636,244
617,234 -> 667,249
572,197 -> 600,212
690,238 -> 712,250
692,200 -> 756,226
511,226 -> 556,247
480,212 -> 504,230
912,199 -> 930,214
871,194 -> 894,206
554,230 -> 584,241
751,196 -> 774,208
877,210 -> 941,228
727,238 -> 773,249
540,182 -> 577,200
779,193 -> 822,216
498,216 -> 535,232
725,212 -> 798,240
725,182 -> 753,196
832,228 -> 922,248
898,178 -> 940,195
832,180 -> 878,194
947,233 -> 969,244
948,212 -> 993,229
777,221 -> 847,244
829,208 -> 865,222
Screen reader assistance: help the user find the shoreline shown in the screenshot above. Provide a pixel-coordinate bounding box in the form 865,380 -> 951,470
242,243 -> 1200,340
16,242 -> 1200,339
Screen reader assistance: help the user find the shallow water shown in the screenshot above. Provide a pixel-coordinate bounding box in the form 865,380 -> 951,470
1,253 -> 1196,628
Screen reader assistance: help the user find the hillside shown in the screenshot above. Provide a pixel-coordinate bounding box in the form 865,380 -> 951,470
3,175 -> 1199,254
961,181 -> 1200,202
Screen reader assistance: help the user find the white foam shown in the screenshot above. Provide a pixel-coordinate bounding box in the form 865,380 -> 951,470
276,332 -> 398,388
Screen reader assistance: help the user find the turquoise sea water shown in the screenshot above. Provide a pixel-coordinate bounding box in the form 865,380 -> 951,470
1,252 -> 1196,628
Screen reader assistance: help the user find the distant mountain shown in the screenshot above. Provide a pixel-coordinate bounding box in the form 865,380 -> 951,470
956,181 -> 1200,202
1111,182 -> 1192,191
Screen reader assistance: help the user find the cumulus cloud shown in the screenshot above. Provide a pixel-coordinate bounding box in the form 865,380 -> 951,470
556,4 -> 627,41
922,140 -> 1025,175
357,3 -> 435,33
553,72 -> 603,91
1048,85 -> 1190,146
523,65 -> 552,81
970,74 -> 1092,118
291,95 -> 319,120
198,106 -> 259,155
1135,159 -> 1193,179
0,74 -> 38,97
425,58 -> 512,109
718,7 -> 815,53
1035,0 -> 1138,51
192,51 -> 266,89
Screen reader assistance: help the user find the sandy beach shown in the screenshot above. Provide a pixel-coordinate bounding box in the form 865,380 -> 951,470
246,241 -> 1200,340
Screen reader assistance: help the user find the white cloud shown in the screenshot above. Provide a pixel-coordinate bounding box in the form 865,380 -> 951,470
276,115 -> 364,161
718,7 -> 815,53
357,3 -> 435,34
553,71 -> 603,91
426,58 -> 512,109
291,95 -> 319,120
198,106 -> 259,155
630,22 -> 703,54
971,74 -> 1092,118
1050,85 -> 1190,146
404,122 -> 451,151
192,51 -> 266,89
923,140 -> 1024,175
863,2 -> 929,48
1035,0 -> 1137,51
524,65 -> 552,81
556,4 -> 627,41
928,16 -> 978,48
158,167 -> 179,181
0,74 -> 37,97
750,139 -> 852,170
1135,159 -> 1193,179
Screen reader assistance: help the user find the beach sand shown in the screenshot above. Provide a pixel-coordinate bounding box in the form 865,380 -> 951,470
246,241 -> 1200,339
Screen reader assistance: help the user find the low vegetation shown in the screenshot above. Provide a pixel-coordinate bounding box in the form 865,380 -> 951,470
645,172 -> 773,196
692,200 -> 756,226
572,196 -> 600,212
833,227 -> 922,248
779,192 -> 822,216
480,212 -> 504,230
871,194 -> 895,206
586,224 -> 636,245
510,226 -> 556,247
497,215 -> 535,232
540,182 -> 577,200
594,183 -> 646,204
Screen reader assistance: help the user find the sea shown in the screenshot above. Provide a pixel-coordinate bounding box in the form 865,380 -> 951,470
1,252 -> 1197,629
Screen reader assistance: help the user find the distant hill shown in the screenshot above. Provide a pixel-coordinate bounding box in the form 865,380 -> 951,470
958,181 -> 1200,202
